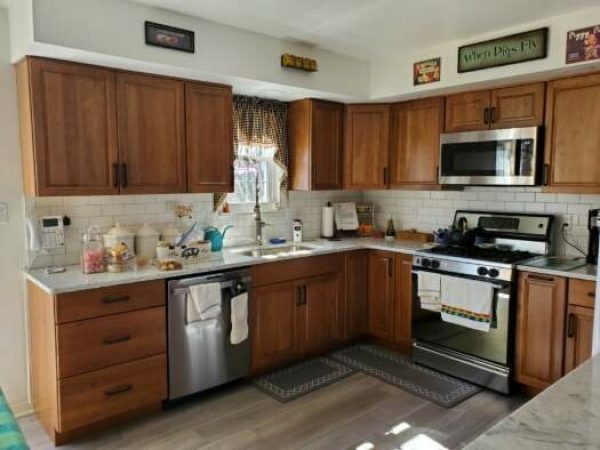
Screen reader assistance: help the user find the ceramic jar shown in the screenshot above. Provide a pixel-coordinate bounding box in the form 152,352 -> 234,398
135,223 -> 159,259
103,223 -> 134,257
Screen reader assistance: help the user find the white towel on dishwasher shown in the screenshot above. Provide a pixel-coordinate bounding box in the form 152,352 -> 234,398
440,275 -> 494,332
187,283 -> 222,323
230,292 -> 249,345
417,271 -> 441,312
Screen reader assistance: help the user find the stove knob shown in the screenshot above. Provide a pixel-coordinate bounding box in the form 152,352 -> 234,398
431,259 -> 440,269
489,268 -> 500,278
477,267 -> 489,276
421,258 -> 431,268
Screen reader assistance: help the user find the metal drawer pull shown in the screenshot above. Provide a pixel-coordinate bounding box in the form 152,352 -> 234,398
528,274 -> 554,282
567,313 -> 576,338
101,294 -> 130,304
104,384 -> 133,396
588,292 -> 595,298
103,334 -> 131,345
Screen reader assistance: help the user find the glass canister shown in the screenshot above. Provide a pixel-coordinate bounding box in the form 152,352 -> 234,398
81,225 -> 105,274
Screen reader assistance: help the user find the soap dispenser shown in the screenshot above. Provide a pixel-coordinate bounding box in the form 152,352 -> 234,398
293,219 -> 303,243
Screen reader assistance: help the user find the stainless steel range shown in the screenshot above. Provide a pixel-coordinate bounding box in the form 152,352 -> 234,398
412,211 -> 554,393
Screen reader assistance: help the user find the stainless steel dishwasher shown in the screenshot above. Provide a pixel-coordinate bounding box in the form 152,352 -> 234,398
167,268 -> 251,400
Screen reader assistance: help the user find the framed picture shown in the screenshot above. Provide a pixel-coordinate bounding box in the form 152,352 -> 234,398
458,28 -> 548,73
145,21 -> 195,53
414,58 -> 441,85
566,24 -> 600,64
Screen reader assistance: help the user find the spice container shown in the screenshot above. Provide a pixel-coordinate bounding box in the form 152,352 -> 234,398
81,226 -> 105,274
103,223 -> 134,257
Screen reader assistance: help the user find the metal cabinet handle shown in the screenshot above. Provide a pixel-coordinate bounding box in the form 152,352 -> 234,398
383,167 -> 389,185
483,107 -> 490,125
104,384 -> 133,396
567,313 -> 576,338
296,286 -> 303,306
528,274 -> 554,282
112,163 -> 120,188
121,163 -> 128,188
490,107 -> 497,123
542,164 -> 550,186
588,292 -> 595,298
103,334 -> 131,346
101,294 -> 130,304
388,259 -> 393,277
303,286 -> 307,306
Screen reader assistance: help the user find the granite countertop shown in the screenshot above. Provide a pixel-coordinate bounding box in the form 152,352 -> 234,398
466,353 -> 600,449
25,238 -> 432,294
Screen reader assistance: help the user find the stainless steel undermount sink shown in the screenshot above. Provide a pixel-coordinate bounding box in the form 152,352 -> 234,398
239,245 -> 314,259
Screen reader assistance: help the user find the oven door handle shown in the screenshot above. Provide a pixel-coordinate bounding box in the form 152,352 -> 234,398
411,270 -> 509,290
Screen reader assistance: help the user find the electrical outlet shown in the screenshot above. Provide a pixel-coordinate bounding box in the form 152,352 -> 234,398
0,202 -> 8,224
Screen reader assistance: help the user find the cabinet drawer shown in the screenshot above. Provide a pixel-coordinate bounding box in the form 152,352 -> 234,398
251,254 -> 342,287
58,354 -> 167,432
56,280 -> 165,323
57,307 -> 166,378
568,279 -> 596,308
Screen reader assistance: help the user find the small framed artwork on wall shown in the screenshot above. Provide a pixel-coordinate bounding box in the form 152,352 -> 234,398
145,21 -> 195,53
414,58 -> 441,85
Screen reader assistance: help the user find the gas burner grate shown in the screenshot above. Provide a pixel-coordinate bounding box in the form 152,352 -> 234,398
424,245 -> 535,264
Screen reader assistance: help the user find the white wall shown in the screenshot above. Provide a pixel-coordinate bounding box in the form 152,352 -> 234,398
0,7 -> 29,415
8,0 -> 370,101
370,5 -> 600,101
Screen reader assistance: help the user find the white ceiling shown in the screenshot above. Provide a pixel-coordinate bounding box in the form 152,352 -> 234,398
131,0 -> 600,59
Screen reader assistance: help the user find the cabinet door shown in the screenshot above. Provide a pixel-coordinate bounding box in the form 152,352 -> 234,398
444,91 -> 490,132
344,105 -> 390,189
24,58 -> 119,196
490,83 -> 545,129
344,251 -> 369,339
564,305 -> 594,374
544,73 -> 600,193
116,73 -> 186,194
390,98 -> 443,187
299,273 -> 339,354
515,273 -> 567,389
250,281 -> 299,372
186,82 -> 233,193
368,251 -> 394,340
393,253 -> 413,347
312,100 -> 344,190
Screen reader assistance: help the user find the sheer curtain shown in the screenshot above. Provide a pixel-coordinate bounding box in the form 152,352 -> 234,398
214,95 -> 288,211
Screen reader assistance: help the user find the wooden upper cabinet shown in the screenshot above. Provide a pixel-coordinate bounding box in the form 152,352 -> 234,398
344,104 -> 390,189
445,83 -> 544,132
289,99 -> 343,191
544,73 -> 600,193
445,91 -> 490,132
390,98 -> 444,187
368,251 -> 395,340
17,57 -> 119,196
185,82 -> 233,193
116,73 -> 186,194
490,82 -> 545,129
515,272 -> 567,389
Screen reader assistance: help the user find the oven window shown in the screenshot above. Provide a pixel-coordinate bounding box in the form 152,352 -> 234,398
441,140 -> 516,177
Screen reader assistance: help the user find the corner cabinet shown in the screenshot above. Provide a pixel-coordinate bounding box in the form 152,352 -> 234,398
16,57 -> 234,196
445,83 -> 545,132
185,82 -> 234,193
116,73 -> 186,194
389,97 -> 444,188
17,57 -> 120,196
344,104 -> 390,189
289,99 -> 344,191
543,73 -> 600,193
515,272 -> 567,389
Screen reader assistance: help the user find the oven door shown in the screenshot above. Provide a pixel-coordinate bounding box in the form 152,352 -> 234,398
439,127 -> 539,186
411,269 -> 513,367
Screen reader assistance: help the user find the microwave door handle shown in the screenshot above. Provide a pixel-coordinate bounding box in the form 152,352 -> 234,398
514,139 -> 522,176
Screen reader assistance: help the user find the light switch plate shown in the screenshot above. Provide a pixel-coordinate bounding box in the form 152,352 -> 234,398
0,202 -> 8,224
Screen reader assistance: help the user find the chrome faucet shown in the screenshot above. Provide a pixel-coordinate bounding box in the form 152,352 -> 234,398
254,173 -> 267,246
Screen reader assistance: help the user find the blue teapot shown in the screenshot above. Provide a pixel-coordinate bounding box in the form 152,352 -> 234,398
203,225 -> 233,252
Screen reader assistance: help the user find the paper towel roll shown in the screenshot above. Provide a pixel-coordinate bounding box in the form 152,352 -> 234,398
321,206 -> 335,238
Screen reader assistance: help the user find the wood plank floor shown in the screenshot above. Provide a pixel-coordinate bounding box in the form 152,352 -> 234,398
19,373 -> 527,450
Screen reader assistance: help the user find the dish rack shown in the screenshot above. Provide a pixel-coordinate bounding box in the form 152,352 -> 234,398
334,203 -> 376,238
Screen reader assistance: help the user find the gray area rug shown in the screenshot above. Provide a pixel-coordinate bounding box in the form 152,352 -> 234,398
252,357 -> 355,402
329,344 -> 481,408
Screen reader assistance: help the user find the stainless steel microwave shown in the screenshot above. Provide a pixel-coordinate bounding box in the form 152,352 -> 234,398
439,127 -> 541,186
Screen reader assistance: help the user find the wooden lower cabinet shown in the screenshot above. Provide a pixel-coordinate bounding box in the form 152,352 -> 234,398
368,251 -> 395,340
564,305 -> 594,374
393,254 -> 413,347
28,280 -> 168,444
250,281 -> 299,372
344,250 -> 369,339
299,273 -> 339,353
515,272 -> 567,389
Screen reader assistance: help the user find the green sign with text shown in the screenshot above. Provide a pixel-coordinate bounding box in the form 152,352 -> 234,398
458,28 -> 548,73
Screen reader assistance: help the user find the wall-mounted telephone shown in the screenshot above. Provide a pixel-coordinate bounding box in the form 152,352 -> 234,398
26,216 -> 65,251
